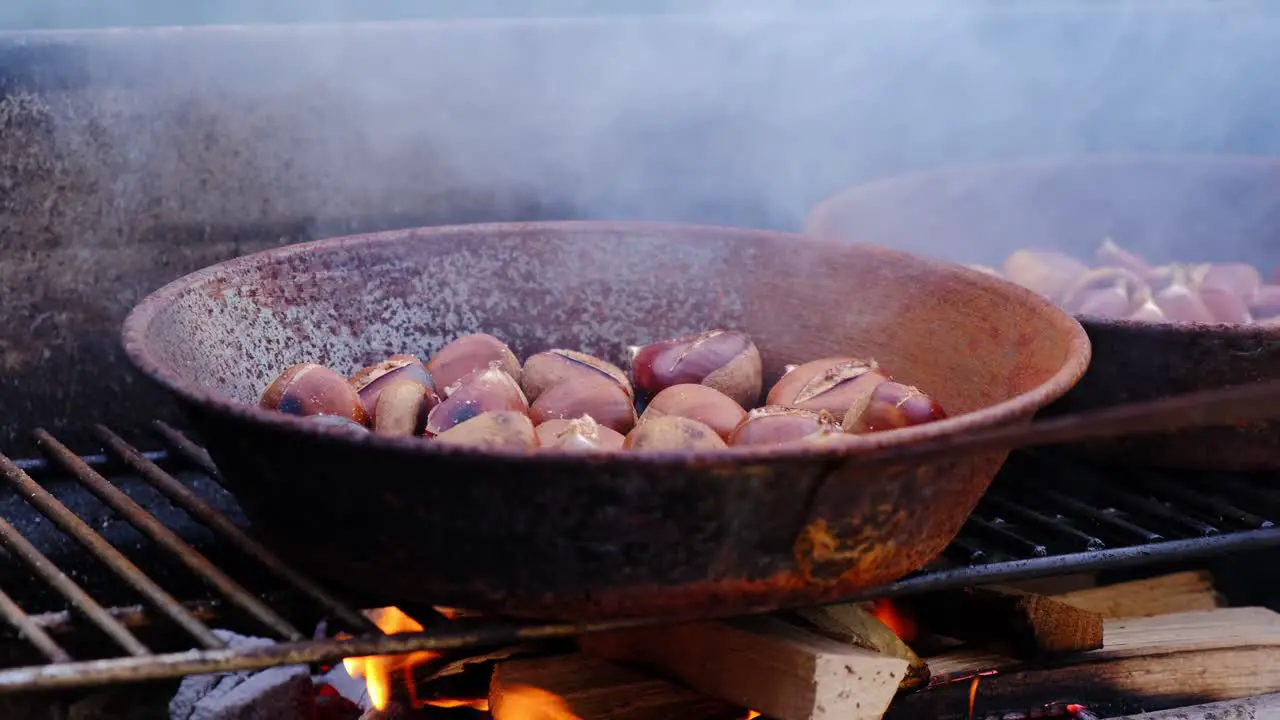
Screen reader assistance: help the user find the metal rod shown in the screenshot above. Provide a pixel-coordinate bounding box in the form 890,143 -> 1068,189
0,515 -> 150,657
0,589 -> 71,664
94,425 -> 377,635
0,616 -> 656,693
0,453 -> 225,650
35,430 -> 305,643
152,421 -> 222,481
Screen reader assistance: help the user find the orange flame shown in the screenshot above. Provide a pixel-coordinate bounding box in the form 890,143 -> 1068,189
968,675 -> 980,720
745,712 -> 762,719
492,684 -> 583,720
341,607 -> 439,711
870,598 -> 918,643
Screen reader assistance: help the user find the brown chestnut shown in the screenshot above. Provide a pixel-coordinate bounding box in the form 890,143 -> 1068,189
425,364 -> 529,436
1153,283 -> 1216,323
261,363 -> 370,426
349,354 -> 434,414
372,379 -> 436,436
843,381 -> 947,434
1250,285 -> 1280,321
433,411 -> 538,450
1001,249 -> 1089,301
521,349 -> 632,403
1059,267 -> 1148,317
728,406 -> 839,447
1196,262 -> 1263,301
426,333 -> 522,395
628,330 -> 762,407
529,373 -> 637,434
765,357 -> 889,422
623,415 -> 727,452
535,416 -> 626,452
1198,288 -> 1252,324
1095,238 -> 1152,275
1126,298 -> 1168,323
641,384 -> 746,441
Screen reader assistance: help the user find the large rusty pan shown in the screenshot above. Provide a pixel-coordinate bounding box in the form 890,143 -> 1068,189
807,156 -> 1280,471
121,221 -> 1089,620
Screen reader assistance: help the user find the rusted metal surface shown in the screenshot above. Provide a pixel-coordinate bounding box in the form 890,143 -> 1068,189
153,420 -> 222,480
0,591 -> 70,664
807,156 -> 1280,470
120,221 -> 1090,620
0,514 -> 150,657
93,424 -> 377,635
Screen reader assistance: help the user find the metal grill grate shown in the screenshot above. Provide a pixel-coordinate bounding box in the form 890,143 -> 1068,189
0,425 -> 1277,694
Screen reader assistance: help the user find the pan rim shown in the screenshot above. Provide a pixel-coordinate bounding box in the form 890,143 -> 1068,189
121,220 -> 1092,466
806,152 -> 1280,337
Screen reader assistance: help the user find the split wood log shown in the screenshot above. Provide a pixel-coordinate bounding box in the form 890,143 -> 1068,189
887,607 -> 1280,719
489,653 -> 744,720
893,585 -> 1103,658
580,616 -> 908,720
786,603 -> 929,690
1115,691 -> 1280,719
1053,571 -> 1224,619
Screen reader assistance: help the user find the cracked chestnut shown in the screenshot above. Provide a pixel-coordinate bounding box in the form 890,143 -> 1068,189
1001,249 -> 1089,301
765,357 -> 889,422
529,373 -> 637,434
521,349 -> 632,403
843,381 -> 947,434
349,354 -> 433,414
535,416 -> 625,452
372,378 -> 436,436
628,329 -> 762,407
426,333 -> 522,394
424,364 -> 529,436
623,415 -> 727,452
261,363 -> 369,426
640,384 -> 746,441
308,415 -> 371,435
433,411 -> 538,450
1250,285 -> 1280,322
728,406 -> 840,447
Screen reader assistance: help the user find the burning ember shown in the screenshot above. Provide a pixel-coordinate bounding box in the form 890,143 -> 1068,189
491,685 -> 582,720
341,606 -> 488,712
870,598 -> 918,643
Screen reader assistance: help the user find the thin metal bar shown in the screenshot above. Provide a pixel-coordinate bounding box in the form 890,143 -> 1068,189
964,516 -> 1047,557
0,515 -> 150,657
1098,483 -> 1220,537
1135,472 -> 1273,530
152,421 -> 222,481
1033,487 -> 1165,543
0,453 -> 225,650
94,425 -> 377,635
981,495 -> 1106,551
12,450 -> 169,477
34,430 -> 305,643
0,589 -> 71,664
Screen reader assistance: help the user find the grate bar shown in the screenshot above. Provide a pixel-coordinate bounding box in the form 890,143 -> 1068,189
0,514 -> 150,657
1094,482 -> 1221,537
1135,472 -> 1274,530
0,453 -> 225,650
0,589 -> 71,664
34,430 -> 305,643
152,421 -> 222,481
981,495 -> 1106,551
1033,487 -> 1165,543
964,516 -> 1047,557
94,425 -> 377,635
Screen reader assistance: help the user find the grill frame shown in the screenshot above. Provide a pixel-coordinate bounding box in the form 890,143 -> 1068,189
0,424 -> 1276,694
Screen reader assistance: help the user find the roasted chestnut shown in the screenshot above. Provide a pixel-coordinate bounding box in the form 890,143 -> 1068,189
623,415 -> 727,452
1126,298 -> 1167,322
529,373 -> 637,434
372,379 -> 436,436
641,384 -> 747,441
308,415 -> 371,435
728,406 -> 839,447
535,416 -> 626,452
1250,285 -> 1280,322
433,411 -> 539,450
1059,267 -> 1147,318
521,349 -> 632,403
1153,281 -> 1216,323
1198,288 -> 1252,324
765,357 -> 889,422
261,363 -> 370,425
424,364 -> 529,436
1001,249 -> 1089,301
1095,238 -> 1151,275
843,381 -> 947,434
1197,262 -> 1263,301
628,330 -> 762,407
427,333 -> 522,395
349,354 -> 434,413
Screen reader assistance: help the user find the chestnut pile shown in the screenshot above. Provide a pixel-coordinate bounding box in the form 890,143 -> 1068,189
258,330 -> 948,452
983,238 -> 1280,324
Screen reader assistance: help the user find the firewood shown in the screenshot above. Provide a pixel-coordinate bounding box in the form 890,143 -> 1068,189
1053,571 -> 1224,619
489,653 -> 743,720
887,607 -> 1280,719
1114,690 -> 1280,718
579,616 -> 909,720
894,585 -> 1103,657
786,603 -> 929,690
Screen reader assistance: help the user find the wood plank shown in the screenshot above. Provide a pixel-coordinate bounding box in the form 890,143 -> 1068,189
580,616 -> 908,720
888,608 -> 1280,719
1053,571 -> 1224,619
1115,691 -> 1280,719
786,603 -> 929,690
489,653 -> 743,720
894,585 -> 1104,657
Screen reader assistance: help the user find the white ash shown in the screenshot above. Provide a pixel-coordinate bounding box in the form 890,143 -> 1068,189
169,629 -> 313,720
